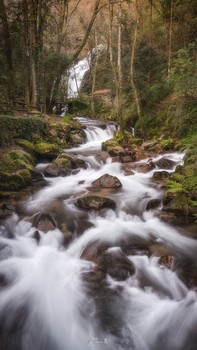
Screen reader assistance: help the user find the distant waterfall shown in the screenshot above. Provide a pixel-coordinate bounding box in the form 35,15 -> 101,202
67,44 -> 105,99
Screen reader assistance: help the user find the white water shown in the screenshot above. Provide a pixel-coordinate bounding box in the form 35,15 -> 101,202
67,45 -> 105,99
0,118 -> 197,350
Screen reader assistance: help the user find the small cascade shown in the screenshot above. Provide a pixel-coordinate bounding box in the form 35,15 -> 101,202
67,44 -> 105,99
0,117 -> 197,350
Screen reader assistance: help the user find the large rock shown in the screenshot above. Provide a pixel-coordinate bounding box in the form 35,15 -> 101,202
97,248 -> 135,280
136,162 -> 155,173
32,212 -> 57,232
61,153 -> 87,170
34,142 -> 60,160
81,242 -> 135,281
75,195 -> 116,210
44,156 -> 72,177
153,170 -> 170,181
44,153 -> 87,177
68,129 -> 86,145
0,204 -> 17,220
155,157 -> 176,170
91,173 -> 122,189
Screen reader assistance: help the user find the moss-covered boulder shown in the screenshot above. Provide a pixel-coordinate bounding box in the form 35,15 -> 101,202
44,156 -> 72,177
43,153 -> 87,177
34,142 -> 60,160
0,148 -> 35,191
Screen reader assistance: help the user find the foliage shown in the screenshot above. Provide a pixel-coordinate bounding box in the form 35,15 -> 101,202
0,115 -> 47,148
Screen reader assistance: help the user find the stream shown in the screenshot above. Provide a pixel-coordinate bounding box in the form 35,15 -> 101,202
0,117 -> 197,350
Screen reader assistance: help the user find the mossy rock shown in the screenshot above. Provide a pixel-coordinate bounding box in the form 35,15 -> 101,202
0,148 -> 35,191
0,170 -> 31,191
102,139 -> 122,152
34,142 -> 60,160
0,149 -> 35,173
17,139 -> 36,154
44,156 -> 72,177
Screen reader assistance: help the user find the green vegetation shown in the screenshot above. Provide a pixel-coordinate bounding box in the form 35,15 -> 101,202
0,115 -> 46,148
0,149 -> 35,191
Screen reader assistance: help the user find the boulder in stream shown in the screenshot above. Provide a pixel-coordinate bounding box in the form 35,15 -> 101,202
44,153 -> 86,177
76,195 -> 116,210
32,212 -> 57,232
154,157 -> 176,170
81,242 -> 135,281
91,173 -> 122,189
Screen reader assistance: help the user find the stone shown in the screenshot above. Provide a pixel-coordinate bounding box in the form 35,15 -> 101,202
0,204 -> 16,220
136,162 -> 155,173
32,212 -> 57,232
34,142 -> 60,160
44,157 -> 72,177
155,157 -> 176,170
75,195 -> 116,210
153,171 -> 170,181
81,242 -> 135,281
146,198 -> 161,210
97,248 -> 135,281
91,174 -> 122,189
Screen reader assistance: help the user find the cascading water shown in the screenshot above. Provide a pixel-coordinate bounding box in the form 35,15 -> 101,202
0,118 -> 197,350
67,45 -> 105,99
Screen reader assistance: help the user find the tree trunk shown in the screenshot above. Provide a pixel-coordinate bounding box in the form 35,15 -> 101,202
130,19 -> 142,130
91,32 -> 98,116
117,0 -> 124,134
0,0 -> 15,101
167,0 -> 173,82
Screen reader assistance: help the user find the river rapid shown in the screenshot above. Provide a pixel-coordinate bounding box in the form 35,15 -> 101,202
0,117 -> 197,350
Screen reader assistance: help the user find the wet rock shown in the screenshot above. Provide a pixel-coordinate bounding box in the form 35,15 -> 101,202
153,171 -> 170,181
157,208 -> 188,225
44,153 -> 87,177
159,255 -> 174,269
108,147 -> 125,157
136,162 -> 155,173
0,204 -> 16,220
174,257 -> 197,288
68,129 -> 86,145
146,198 -> 161,210
155,157 -> 176,170
120,236 -> 152,256
32,212 -> 57,232
44,156 -> 72,177
76,195 -> 116,210
81,241 -> 110,264
91,174 -> 122,189
32,230 -> 41,242
97,248 -> 135,281
81,243 -> 135,281
61,153 -> 87,170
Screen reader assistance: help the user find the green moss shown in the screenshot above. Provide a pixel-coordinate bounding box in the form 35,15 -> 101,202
0,115 -> 47,148
34,142 -> 60,158
0,171 -> 25,190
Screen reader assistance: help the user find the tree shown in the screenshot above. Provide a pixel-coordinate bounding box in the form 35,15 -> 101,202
0,0 -> 15,101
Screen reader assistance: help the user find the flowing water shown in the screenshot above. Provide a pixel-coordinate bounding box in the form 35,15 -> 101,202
67,45 -> 105,99
0,118 -> 197,350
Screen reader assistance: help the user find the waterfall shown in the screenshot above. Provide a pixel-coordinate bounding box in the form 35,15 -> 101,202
0,117 -> 197,350
67,44 -> 105,99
